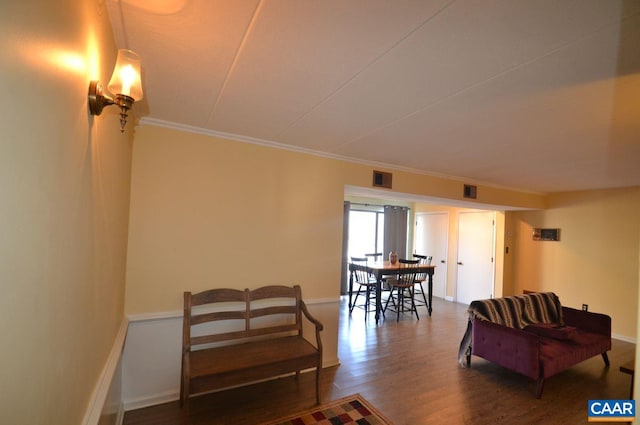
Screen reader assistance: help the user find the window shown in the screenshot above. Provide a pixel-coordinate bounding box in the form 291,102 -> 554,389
347,209 -> 384,259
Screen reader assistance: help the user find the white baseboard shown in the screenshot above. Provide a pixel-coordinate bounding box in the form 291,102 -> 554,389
613,333 -> 636,344
116,403 -> 125,425
124,389 -> 180,412
445,296 -> 455,302
323,357 -> 340,368
82,317 -> 129,425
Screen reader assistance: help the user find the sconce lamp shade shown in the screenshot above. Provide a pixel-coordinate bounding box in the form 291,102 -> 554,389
88,48 -> 143,132
107,49 -> 143,101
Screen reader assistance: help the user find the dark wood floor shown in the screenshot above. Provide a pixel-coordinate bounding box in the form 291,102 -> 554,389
123,297 -> 635,425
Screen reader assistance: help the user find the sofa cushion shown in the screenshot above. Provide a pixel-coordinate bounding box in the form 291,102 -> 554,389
539,330 -> 611,378
524,323 -> 577,340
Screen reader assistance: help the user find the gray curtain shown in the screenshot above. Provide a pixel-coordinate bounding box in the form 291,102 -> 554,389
383,205 -> 409,260
340,201 -> 351,295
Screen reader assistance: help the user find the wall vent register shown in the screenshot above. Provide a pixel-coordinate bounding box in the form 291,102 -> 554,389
463,184 -> 477,199
372,170 -> 392,189
533,228 -> 560,241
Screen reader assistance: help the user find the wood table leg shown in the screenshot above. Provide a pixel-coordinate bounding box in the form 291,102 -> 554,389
427,273 -> 433,316
375,274 -> 382,324
348,271 -> 353,311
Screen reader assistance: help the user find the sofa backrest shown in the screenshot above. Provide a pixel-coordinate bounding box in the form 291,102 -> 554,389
467,292 -> 563,329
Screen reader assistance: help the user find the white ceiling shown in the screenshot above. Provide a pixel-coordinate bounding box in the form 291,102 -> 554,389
107,0 -> 640,194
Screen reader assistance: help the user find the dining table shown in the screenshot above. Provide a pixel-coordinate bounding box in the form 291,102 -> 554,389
348,260 -> 436,324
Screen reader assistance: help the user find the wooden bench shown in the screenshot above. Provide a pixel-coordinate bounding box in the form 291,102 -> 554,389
180,285 -> 323,409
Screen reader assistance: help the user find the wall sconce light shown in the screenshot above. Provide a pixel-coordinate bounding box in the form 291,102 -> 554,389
88,49 -> 143,132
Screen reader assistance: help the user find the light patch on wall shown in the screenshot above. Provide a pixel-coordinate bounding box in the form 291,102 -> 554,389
19,42 -> 87,76
86,28 -> 101,81
51,50 -> 86,74
16,23 -> 102,82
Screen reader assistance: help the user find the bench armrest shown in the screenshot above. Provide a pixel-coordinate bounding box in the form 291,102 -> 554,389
562,306 -> 611,337
300,300 -> 323,353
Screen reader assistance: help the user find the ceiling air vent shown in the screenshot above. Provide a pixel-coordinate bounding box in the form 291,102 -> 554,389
372,170 -> 392,189
463,184 -> 477,199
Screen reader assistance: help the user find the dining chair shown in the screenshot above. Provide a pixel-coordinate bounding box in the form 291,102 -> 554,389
349,256 -> 379,320
364,253 -> 382,262
412,254 -> 433,308
364,252 -> 392,291
384,259 -> 420,321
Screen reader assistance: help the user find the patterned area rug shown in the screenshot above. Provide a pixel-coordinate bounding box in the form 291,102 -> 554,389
258,394 -> 393,425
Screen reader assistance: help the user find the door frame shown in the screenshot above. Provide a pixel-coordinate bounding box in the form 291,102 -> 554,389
455,211 -> 496,304
414,211 -> 449,300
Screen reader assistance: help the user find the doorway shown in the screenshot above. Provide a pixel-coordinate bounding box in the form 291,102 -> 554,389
414,212 -> 448,299
456,211 -> 495,304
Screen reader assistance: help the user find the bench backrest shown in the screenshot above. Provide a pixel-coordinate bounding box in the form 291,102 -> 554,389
183,285 -> 304,351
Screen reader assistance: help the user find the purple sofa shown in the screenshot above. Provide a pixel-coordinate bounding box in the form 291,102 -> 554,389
458,292 -> 611,398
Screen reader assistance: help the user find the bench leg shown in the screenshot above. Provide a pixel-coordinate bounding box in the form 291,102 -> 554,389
602,352 -> 610,367
180,381 -> 187,408
180,355 -> 190,409
315,365 -> 321,405
179,382 -> 185,407
180,393 -> 189,415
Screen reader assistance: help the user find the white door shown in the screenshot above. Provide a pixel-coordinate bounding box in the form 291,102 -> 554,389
456,211 -> 495,305
415,212 -> 448,299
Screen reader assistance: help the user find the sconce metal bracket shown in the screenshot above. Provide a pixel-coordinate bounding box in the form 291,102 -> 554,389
88,80 -> 115,116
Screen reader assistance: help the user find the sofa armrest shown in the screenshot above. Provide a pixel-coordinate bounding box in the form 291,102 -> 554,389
472,319 -> 541,380
562,306 -> 611,337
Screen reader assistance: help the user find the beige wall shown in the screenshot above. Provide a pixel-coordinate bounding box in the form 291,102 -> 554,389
505,187 -> 640,339
125,124 -> 546,373
0,1 -> 131,423
126,126 -> 346,312
125,124 -> 546,314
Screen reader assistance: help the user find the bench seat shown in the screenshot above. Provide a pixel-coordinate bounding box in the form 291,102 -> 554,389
190,336 -> 320,394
